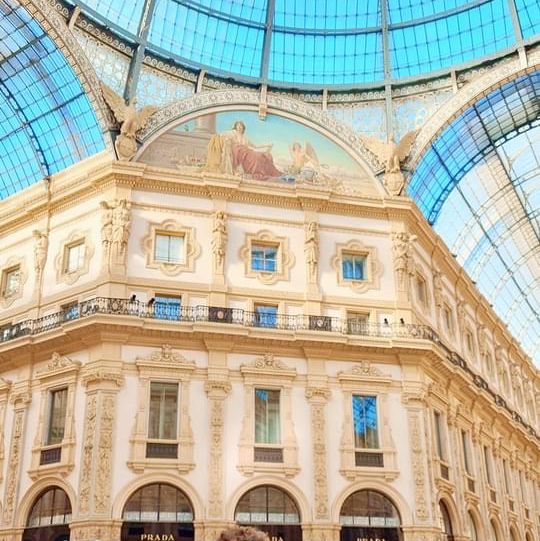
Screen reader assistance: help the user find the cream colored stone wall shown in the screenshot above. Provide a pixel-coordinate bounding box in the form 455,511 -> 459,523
0,154 -> 537,541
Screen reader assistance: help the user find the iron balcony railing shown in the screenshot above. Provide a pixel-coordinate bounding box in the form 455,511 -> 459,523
0,296 -> 536,440
0,297 -> 439,342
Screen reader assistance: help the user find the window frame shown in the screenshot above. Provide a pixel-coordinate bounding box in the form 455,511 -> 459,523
129,346 -> 195,473
332,239 -> 382,293
29,353 -> 80,478
153,232 -> 186,265
55,231 -> 94,285
240,230 -> 294,285
0,257 -> 27,308
254,303 -> 279,328
352,394 -> 379,450
64,240 -> 86,274
143,219 -> 200,276
433,410 -> 448,462
250,242 -> 279,273
239,354 -> 299,476
341,252 -> 367,282
148,381 -> 180,441
46,387 -> 68,446
254,387 -> 281,445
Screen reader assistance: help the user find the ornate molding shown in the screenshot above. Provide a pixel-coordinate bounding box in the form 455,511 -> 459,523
2,408 -> 25,525
338,361 -> 391,384
239,229 -> 295,285
36,352 -> 81,378
54,230 -> 95,286
0,256 -> 28,309
142,218 -> 201,276
100,199 -> 131,271
331,239 -> 383,294
408,410 -> 429,521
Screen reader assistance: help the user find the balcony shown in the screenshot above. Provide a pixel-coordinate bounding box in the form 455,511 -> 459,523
0,296 -> 536,441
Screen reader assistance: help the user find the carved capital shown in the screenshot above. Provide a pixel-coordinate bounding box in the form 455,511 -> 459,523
205,380 -> 232,399
305,387 -> 331,402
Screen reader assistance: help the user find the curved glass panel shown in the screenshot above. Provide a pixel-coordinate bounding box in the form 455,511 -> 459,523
389,0 -> 514,79
235,485 -> 300,524
122,483 -> 194,522
340,489 -> 400,527
0,0 -> 105,200
66,0 -> 540,87
409,72 -> 540,362
27,487 -> 72,527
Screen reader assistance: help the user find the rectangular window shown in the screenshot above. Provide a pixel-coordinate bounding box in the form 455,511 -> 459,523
251,244 -> 277,272
416,276 -> 427,305
352,395 -> 379,449
443,306 -> 453,334
65,242 -> 85,273
47,388 -> 68,445
347,312 -> 369,334
461,430 -> 473,476
62,302 -> 79,321
255,389 -> 280,444
2,266 -> 21,297
503,459 -> 511,495
484,446 -> 494,485
148,382 -> 178,440
154,233 -> 185,264
433,411 -> 447,461
254,304 -> 277,328
342,253 -> 366,281
466,331 -> 474,354
154,295 -> 182,320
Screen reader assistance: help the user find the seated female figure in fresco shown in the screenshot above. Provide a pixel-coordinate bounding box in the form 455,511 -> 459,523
207,121 -> 282,179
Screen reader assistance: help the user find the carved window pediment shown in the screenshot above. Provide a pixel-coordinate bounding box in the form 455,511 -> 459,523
29,352 -> 80,480
129,345 -> 195,474
238,354 -> 299,477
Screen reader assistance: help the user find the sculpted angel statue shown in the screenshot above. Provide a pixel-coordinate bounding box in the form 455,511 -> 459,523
101,83 -> 157,161
360,130 -> 419,195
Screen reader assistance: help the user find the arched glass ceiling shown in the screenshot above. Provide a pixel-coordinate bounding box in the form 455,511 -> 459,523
67,0 -> 539,88
0,0 -> 105,200
408,71 -> 540,362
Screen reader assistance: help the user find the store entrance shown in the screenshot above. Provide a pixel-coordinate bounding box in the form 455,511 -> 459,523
121,483 -> 194,541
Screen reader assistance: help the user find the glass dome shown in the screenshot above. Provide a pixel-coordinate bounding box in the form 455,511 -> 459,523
67,0 -> 539,88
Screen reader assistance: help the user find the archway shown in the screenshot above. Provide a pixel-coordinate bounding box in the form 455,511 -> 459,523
235,485 -> 302,541
439,500 -> 454,541
468,512 -> 479,541
339,489 -> 401,541
22,487 -> 71,541
121,483 -> 194,541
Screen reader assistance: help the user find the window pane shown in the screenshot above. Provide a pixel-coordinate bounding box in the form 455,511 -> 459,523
255,389 -> 280,444
342,254 -> 365,280
154,295 -> 182,320
4,267 -> 20,296
434,411 -> 446,460
66,242 -> 84,273
154,234 -> 185,264
352,395 -> 379,449
251,244 -> 277,272
255,305 -> 277,328
149,382 -> 178,439
47,388 -> 68,445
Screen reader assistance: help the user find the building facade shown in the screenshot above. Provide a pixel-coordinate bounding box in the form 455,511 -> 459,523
0,96 -> 538,541
0,2 -> 539,541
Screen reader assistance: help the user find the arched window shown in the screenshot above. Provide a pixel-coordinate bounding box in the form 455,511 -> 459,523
468,512 -> 478,541
510,527 -> 520,541
439,501 -> 453,541
340,490 -> 400,527
27,487 -> 71,527
235,485 -> 300,524
122,483 -> 193,522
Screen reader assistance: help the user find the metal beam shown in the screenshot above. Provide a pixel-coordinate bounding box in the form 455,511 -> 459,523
260,0 -> 276,84
124,0 -> 158,102
381,0 -> 393,141
507,0 -> 524,43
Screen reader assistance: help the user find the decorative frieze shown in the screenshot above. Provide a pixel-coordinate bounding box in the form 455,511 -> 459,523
205,380 -> 232,518
408,410 -> 429,521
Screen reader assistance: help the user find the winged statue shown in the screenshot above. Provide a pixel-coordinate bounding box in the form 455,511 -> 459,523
360,130 -> 419,174
101,83 -> 157,161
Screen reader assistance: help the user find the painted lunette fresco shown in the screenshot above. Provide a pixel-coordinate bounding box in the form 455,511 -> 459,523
139,111 -> 370,185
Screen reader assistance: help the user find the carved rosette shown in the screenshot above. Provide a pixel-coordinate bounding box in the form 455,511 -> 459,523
306,387 -> 331,519
205,380 -> 232,518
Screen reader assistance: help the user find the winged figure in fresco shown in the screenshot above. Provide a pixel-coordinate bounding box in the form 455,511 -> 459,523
101,83 -> 157,161
288,141 -> 326,181
360,130 -> 419,174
